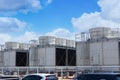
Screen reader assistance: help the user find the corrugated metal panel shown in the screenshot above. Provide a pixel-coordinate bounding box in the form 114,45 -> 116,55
39,36 -> 56,46
29,40 -> 38,47
89,27 -> 120,40
39,36 -> 75,47
5,42 -> 19,50
0,45 -> 5,51
55,38 -> 66,46
19,43 -> 30,50
89,27 -> 111,40
5,42 -> 31,50
66,40 -> 75,47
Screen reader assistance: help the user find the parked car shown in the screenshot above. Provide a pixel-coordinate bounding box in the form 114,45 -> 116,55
21,73 -> 58,80
75,73 -> 120,80
0,74 -> 20,80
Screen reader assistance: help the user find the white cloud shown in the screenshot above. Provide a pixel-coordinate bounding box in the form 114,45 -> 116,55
0,34 -> 12,44
98,0 -> 120,22
0,31 -> 40,44
3,0 -> 120,44
46,0 -> 52,5
72,12 -> 120,32
15,31 -> 40,42
45,28 -> 75,40
0,17 -> 28,33
0,28 -> 75,44
71,0 -> 120,32
0,0 -> 41,13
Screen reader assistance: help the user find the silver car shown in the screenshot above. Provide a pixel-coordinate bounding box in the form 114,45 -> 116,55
21,73 -> 58,80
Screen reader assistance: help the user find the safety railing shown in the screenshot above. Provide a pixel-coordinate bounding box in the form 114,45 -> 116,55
0,66 -> 120,79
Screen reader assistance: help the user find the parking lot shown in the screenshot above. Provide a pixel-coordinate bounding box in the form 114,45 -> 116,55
0,66 -> 120,80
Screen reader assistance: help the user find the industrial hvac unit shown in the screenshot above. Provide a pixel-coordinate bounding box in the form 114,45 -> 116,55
0,51 -> 4,66
29,46 -> 56,67
5,42 -> 19,50
89,39 -> 119,66
39,36 -> 56,46
29,45 -> 76,67
89,27 -> 120,40
3,50 -> 29,67
76,42 -> 90,66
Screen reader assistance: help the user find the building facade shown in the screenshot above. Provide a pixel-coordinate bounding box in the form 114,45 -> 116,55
0,36 -> 76,67
76,27 -> 120,66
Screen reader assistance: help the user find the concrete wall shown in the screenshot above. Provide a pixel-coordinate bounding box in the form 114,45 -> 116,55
38,46 -> 55,66
76,42 -> 90,66
29,46 -> 56,67
4,50 -> 16,67
89,39 -> 119,66
29,47 -> 38,66
0,51 -> 4,66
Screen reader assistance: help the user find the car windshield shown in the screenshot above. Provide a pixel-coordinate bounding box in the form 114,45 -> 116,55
22,75 -> 42,80
117,77 -> 120,80
0,76 -> 19,80
46,75 -> 57,80
116,75 -> 120,80
76,74 -> 116,80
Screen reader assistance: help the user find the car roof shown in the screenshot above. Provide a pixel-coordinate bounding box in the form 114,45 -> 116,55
25,73 -> 55,77
0,74 -> 19,77
81,72 -> 120,75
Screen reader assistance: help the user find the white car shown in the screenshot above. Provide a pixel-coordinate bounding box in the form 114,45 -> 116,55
0,74 -> 20,80
21,73 -> 58,80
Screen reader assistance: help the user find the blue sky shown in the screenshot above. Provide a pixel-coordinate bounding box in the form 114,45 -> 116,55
0,0 -> 120,44
14,0 -> 100,33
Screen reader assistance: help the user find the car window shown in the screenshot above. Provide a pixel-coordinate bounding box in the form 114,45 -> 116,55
46,75 -> 57,80
116,75 -> 120,80
117,77 -> 120,80
83,75 -> 98,80
76,75 -> 84,80
0,76 -> 20,80
76,74 -> 115,80
22,75 -> 42,80
97,75 -> 115,80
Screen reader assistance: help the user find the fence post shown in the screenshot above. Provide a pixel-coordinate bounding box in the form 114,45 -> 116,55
26,67 -> 28,74
91,66 -> 94,73
49,68 -> 51,73
61,68 -> 63,80
17,68 -> 19,76
75,66 -> 78,79
37,67 -> 39,73
2,67 -> 3,74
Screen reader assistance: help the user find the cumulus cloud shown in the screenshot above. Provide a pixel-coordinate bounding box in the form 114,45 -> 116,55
46,0 -> 52,5
45,28 -> 75,40
0,34 -> 12,44
0,28 -> 75,44
0,31 -> 40,44
98,0 -> 120,22
71,0 -> 120,32
0,0 -> 41,13
0,17 -> 28,33
15,31 -> 40,42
